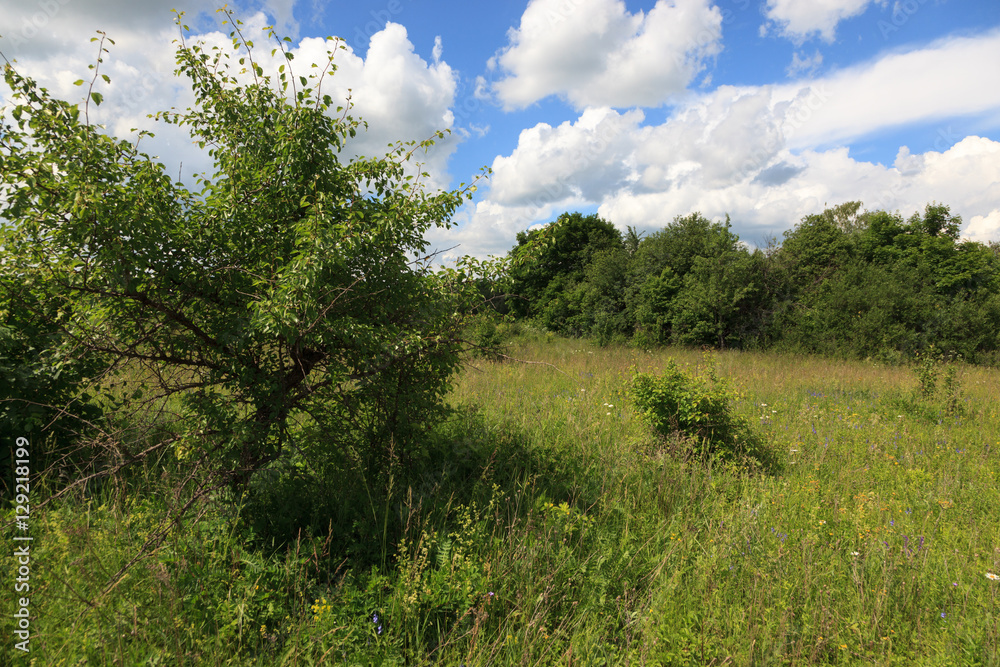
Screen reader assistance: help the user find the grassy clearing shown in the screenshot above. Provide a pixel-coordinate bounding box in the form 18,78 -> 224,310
3,334 -> 999,665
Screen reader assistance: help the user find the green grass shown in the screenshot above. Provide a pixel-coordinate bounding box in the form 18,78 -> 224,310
3,335 -> 1000,665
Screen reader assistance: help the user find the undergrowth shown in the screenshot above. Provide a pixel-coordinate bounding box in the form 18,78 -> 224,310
3,336 -> 999,665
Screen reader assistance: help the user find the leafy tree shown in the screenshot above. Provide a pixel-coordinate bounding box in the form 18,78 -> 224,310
671,245 -> 765,349
507,212 -> 623,334
775,205 -> 856,291
775,202 -> 1000,362
0,288 -> 105,497
628,213 -> 763,347
0,18 -> 489,494
573,247 -> 633,344
629,212 -> 725,281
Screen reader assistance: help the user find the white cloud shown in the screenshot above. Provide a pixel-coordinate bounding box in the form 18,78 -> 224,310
962,209 -> 1000,244
764,0 -> 885,43
1,8 -> 458,189
489,107 -> 644,206
302,23 -> 459,187
787,50 -> 823,77
425,198 -> 582,261
261,0 -> 300,39
454,32 -> 1000,257
493,0 -> 723,110
777,30 -> 1000,150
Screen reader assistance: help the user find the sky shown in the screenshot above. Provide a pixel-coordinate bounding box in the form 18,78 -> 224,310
1,0 -> 999,260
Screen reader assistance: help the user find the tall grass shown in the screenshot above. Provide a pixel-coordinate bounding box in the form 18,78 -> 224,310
3,335 -> 999,664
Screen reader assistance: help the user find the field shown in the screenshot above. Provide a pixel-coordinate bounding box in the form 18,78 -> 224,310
3,333 -> 1000,665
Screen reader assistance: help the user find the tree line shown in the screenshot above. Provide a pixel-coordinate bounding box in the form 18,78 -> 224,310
498,204 -> 1000,364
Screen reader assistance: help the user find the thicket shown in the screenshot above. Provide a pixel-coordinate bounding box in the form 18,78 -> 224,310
502,203 -> 1000,365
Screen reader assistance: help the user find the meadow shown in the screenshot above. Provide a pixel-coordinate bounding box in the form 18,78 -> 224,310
3,332 -> 999,665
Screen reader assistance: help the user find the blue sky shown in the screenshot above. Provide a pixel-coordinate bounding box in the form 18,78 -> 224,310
2,0 -> 999,257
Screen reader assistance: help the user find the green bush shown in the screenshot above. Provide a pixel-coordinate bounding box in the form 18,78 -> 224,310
629,358 -> 774,469
467,314 -> 507,362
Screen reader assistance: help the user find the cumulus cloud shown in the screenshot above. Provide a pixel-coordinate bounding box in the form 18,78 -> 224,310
260,0 -> 300,40
468,120 -> 1000,255
0,0 -> 200,60
455,30 -> 1000,256
299,24 -> 458,186
489,107 -> 644,207
1,6 -> 459,189
962,209 -> 1000,244
493,0 -> 723,110
764,0 -> 885,43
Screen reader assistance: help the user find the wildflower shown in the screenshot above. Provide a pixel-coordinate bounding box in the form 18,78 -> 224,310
941,612 -> 947,618
851,551 -> 860,556
987,573 -> 1000,581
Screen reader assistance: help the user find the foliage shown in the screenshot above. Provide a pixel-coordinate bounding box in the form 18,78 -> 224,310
10,337 -> 1000,666
629,356 -> 773,469
464,313 -> 523,362
502,202 -> 1000,365
775,203 -> 1000,363
624,213 -> 765,347
507,211 -> 623,334
0,17 -> 492,492
0,284 -> 104,497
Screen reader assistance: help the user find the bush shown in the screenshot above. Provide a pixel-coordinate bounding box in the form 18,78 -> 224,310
0,20 -> 493,494
466,314 -> 508,362
0,291 -> 104,497
629,358 -> 774,469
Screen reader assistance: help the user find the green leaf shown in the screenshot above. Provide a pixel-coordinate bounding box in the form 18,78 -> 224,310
90,92 -> 103,106
73,79 -> 85,86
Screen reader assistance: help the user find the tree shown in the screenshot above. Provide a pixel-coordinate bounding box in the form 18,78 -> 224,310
776,206 -> 855,291
0,17 -> 489,493
628,213 -> 762,347
0,287 -> 104,497
507,212 -> 623,333
774,202 -> 1000,362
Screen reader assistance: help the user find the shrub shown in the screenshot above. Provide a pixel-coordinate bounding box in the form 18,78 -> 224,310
467,314 -> 507,362
629,357 -> 774,469
0,18 -> 495,495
